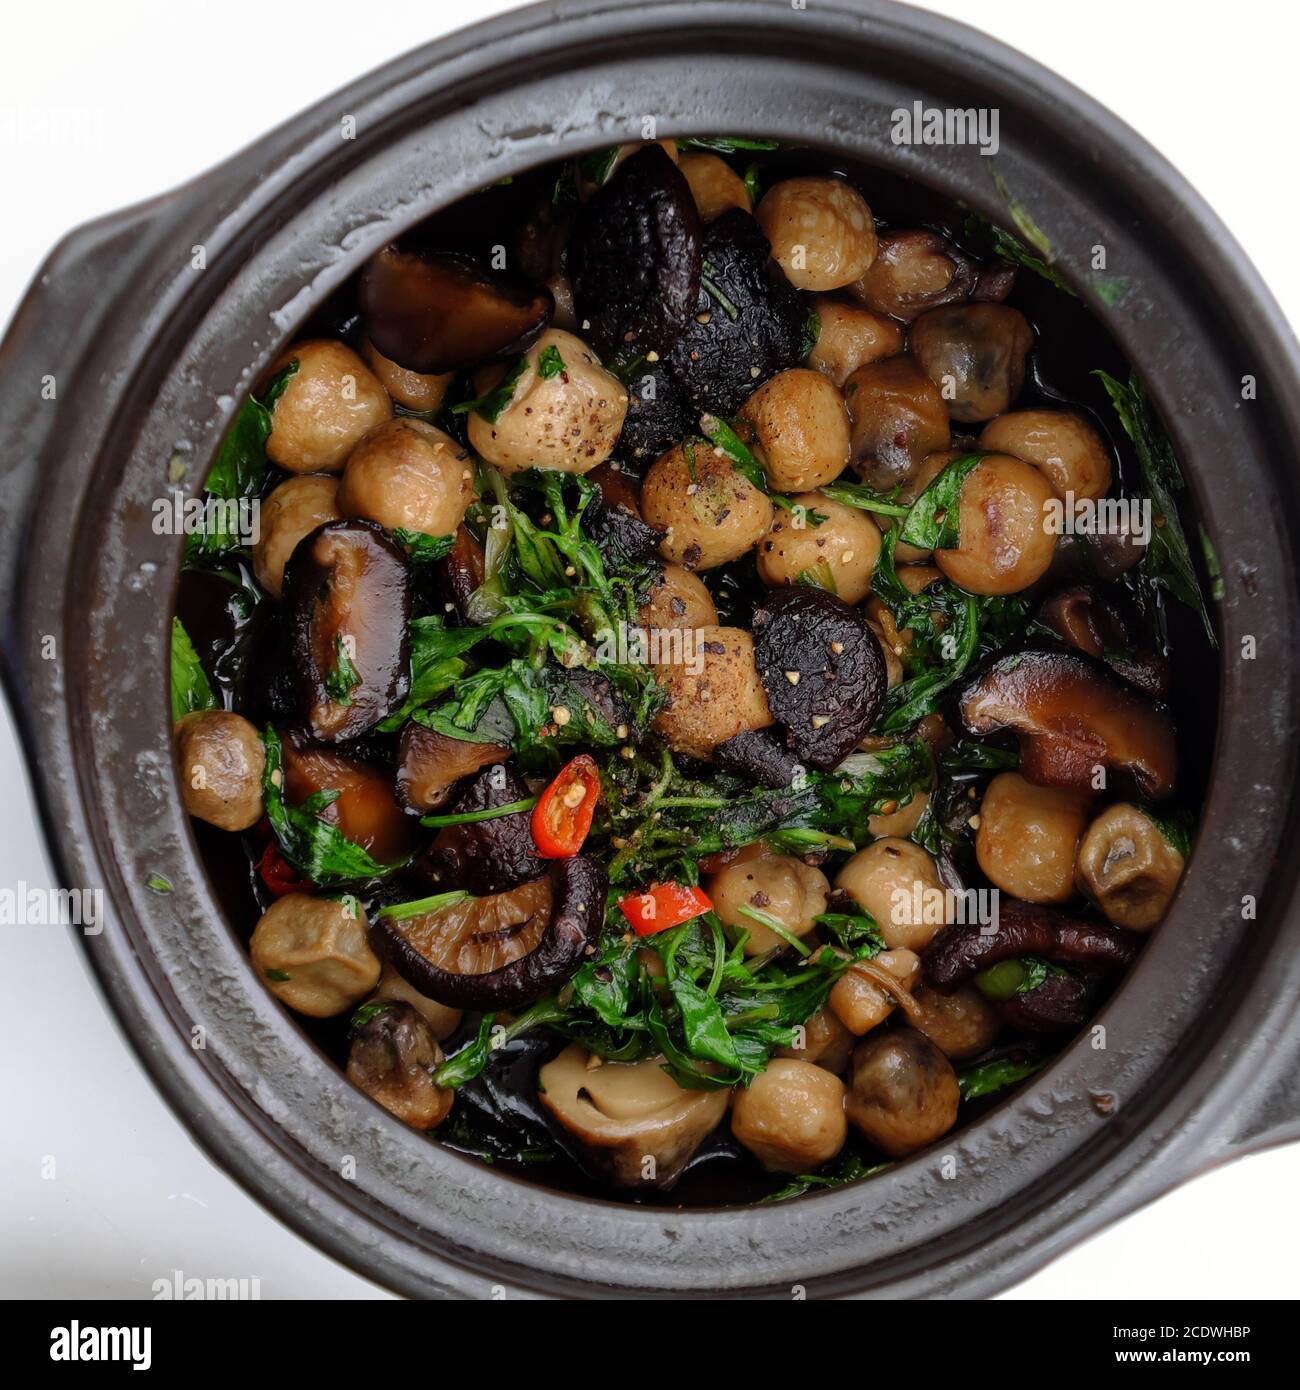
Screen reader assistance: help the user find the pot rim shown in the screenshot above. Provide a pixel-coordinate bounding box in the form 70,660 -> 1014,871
2,0 -> 1299,1299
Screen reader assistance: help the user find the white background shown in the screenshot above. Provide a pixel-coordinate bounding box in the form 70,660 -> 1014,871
1,0 -> 1295,1301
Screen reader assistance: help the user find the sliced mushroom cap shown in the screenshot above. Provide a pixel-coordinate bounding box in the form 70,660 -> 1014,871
538,1043 -> 729,1189
420,761 -> 542,896
380,855 -> 606,1009
346,1001 -> 453,1130
845,1029 -> 959,1158
1037,586 -> 1170,698
958,649 -> 1177,800
283,520 -> 412,741
751,586 -> 886,769
569,143 -> 703,359
922,899 -> 1142,993
359,245 -> 553,374
279,726 -> 420,865
1075,802 -> 1186,931
713,727 -> 802,788
433,525 -> 486,621
395,724 -> 510,814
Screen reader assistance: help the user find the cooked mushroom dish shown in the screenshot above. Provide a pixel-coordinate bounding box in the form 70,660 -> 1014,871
171,139 -> 1216,1203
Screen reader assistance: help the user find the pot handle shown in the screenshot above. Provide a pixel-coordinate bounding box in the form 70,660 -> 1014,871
0,197 -> 170,700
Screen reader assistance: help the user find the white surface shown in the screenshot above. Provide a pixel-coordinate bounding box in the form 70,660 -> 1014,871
1,0 -> 1295,1301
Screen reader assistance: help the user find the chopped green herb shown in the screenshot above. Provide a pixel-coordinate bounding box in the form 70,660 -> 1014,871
537,344 -> 566,379
451,355 -> 528,423
392,529 -> 455,563
170,616 -> 219,723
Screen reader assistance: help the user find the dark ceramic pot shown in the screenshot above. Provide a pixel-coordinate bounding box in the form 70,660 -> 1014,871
2,0 -> 1299,1299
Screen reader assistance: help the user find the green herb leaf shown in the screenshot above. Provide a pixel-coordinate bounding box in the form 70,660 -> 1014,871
451,355 -> 528,423
898,452 -> 986,551
185,360 -> 299,562
957,1054 -> 1046,1101
392,529 -> 455,563
170,616 -> 219,723
537,344 -> 566,379
1094,370 -> 1217,646
324,635 -> 360,706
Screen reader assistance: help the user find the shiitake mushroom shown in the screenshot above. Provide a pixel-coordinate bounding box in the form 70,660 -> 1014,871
614,360 -> 695,467
666,208 -> 808,417
751,586 -> 886,769
1037,586 -> 1170,698
283,520 -> 412,742
395,723 -> 510,814
997,970 -> 1090,1034
922,900 -> 1142,993
359,245 -> 553,375
380,854 -> 606,1009
433,525 -> 487,621
569,143 -> 703,359
958,648 -> 1177,800
580,463 -> 664,568
278,725 -> 420,865
713,727 -> 803,788
420,761 -> 542,896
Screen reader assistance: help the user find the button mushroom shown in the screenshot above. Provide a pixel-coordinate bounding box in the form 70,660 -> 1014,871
933,454 -> 1058,596
755,176 -> 877,291
908,303 -> 1034,423
252,474 -> 342,600
250,892 -> 381,1017
829,948 -> 922,1035
849,229 -> 979,322
678,150 -> 752,222
1075,802 -> 1186,931
337,418 -> 475,537
636,562 -> 719,631
776,1005 -> 855,1073
265,340 -> 391,474
359,244 -> 553,375
844,356 -> 951,491
707,851 -> 829,956
367,961 -> 462,1040
750,586 -> 887,768
957,649 -> 1178,799
835,838 -> 945,952
346,1001 -> 453,1130
538,1043 -> 729,1189
911,984 -> 1002,1060
731,1058 -> 848,1173
845,1030 -> 960,1158
756,492 -> 882,605
361,338 -> 453,415
737,368 -> 851,492
467,329 -> 628,477
978,408 -> 1113,502
975,771 -> 1093,904
806,296 -> 904,388
641,442 -> 775,571
282,520 -> 412,742
379,855 -> 606,1010
650,625 -> 774,762
174,709 -> 265,831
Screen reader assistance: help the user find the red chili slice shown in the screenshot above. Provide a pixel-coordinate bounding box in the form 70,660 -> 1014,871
531,754 -> 601,859
619,882 -> 713,937
258,842 -> 305,898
